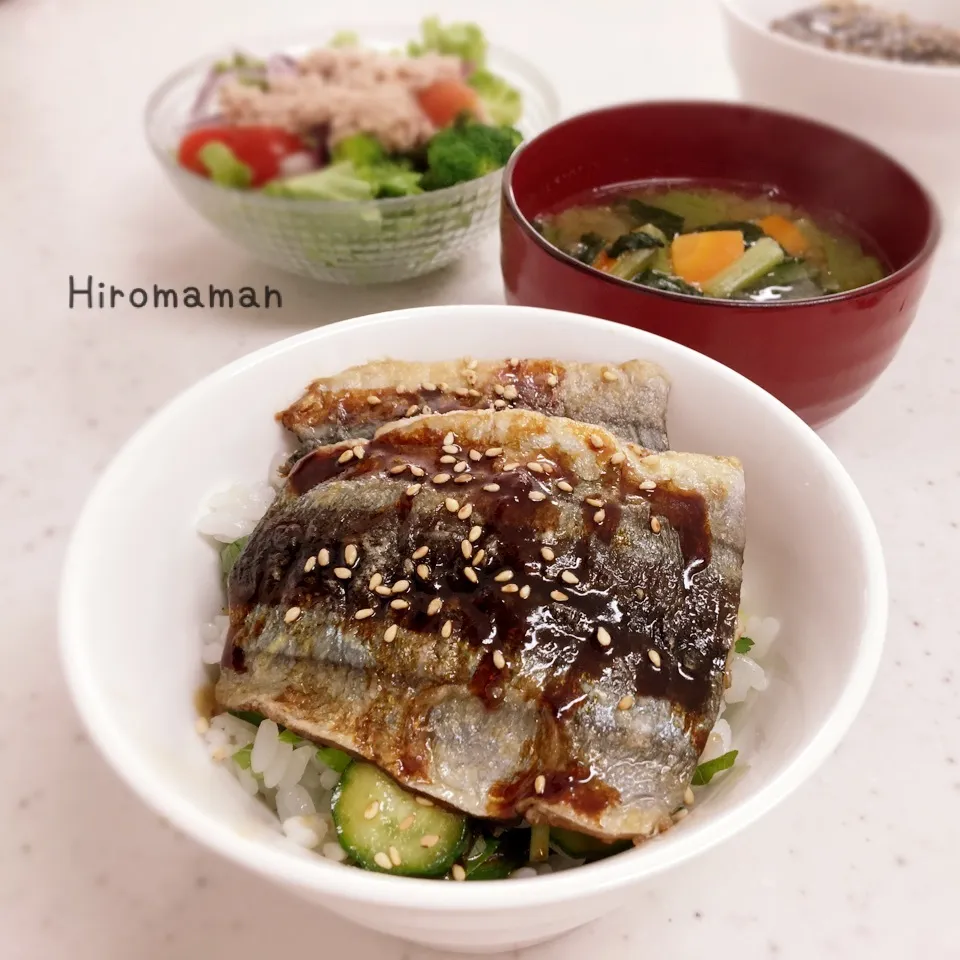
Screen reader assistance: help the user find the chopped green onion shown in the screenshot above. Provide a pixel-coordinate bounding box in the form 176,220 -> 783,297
232,745 -> 252,769
702,238 -> 785,298
692,749 -> 738,785
316,746 -> 352,772
529,823 -> 550,862
735,636 -> 755,654
278,729 -> 301,745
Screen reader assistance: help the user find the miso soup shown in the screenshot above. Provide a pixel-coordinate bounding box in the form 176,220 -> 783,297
535,183 -> 887,302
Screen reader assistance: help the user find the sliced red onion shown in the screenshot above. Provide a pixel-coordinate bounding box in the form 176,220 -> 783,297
266,53 -> 299,78
278,151 -> 319,178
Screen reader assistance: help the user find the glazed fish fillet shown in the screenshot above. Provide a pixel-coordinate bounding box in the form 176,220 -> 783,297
217,409 -> 744,840
278,357 -> 671,452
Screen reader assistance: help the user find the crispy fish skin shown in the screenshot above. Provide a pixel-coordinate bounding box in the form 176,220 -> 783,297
217,409 -> 744,841
277,357 -> 671,452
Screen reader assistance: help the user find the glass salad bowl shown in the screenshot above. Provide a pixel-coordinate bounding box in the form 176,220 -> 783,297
145,28 -> 560,284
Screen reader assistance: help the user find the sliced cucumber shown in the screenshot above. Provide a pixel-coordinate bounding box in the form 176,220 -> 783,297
551,828 -> 631,861
331,762 -> 468,876
702,237 -> 785,299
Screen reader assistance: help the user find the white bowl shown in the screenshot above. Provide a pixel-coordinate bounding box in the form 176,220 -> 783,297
59,306 -> 886,953
720,0 -> 960,214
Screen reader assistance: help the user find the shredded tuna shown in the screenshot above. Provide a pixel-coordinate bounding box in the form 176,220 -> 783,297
218,47 -> 464,151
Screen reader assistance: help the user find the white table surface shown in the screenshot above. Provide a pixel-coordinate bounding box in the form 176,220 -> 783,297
3,0 -> 959,956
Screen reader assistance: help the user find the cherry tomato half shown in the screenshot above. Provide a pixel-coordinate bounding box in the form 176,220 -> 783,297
178,125 -> 309,187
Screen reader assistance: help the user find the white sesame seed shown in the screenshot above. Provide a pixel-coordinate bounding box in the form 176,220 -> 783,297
455,474 -> 472,484
438,382 -> 449,392
409,465 -> 425,477
611,451 -> 626,465
519,585 -> 531,599
389,846 -> 402,866
493,384 -> 505,396
304,556 -> 316,573
469,450 -> 483,461
485,447 -> 503,458
353,446 -> 364,459
673,808 -> 689,822
461,539 -> 473,559
542,463 -> 554,475
493,650 -> 506,669
442,444 -> 459,455
597,626 -> 612,647
640,479 -> 657,490
650,516 -> 662,534
561,570 -> 579,585
374,852 -> 392,870
502,461 -> 520,471
503,385 -> 519,400
440,455 -> 457,464
618,695 -> 635,711
355,608 -> 375,620
636,587 -> 646,599
344,543 -> 358,566
529,491 -> 547,503
501,583 -> 519,594
602,369 -> 620,382
364,801 -> 380,819
389,464 -> 408,474
493,399 -> 507,409
468,525 -> 482,543
454,462 -> 469,474
550,590 -> 569,602
443,431 -> 455,446
284,606 -> 301,623
457,503 -> 473,520
412,546 -> 429,560
534,775 -> 546,795
684,786 -> 695,806
455,387 -> 469,397
546,373 -> 558,387
441,620 -> 453,638
421,404 -> 433,415
527,461 -> 545,473
452,864 -> 466,881
405,484 -> 422,497
420,834 -> 440,848
390,598 -> 409,611
464,567 -> 478,584
594,509 -> 606,524
508,357 -> 519,368
472,549 -> 486,566
427,598 -> 443,616
586,497 -> 603,508
433,474 -> 451,485
334,567 -> 352,580
384,624 -> 398,643
367,395 -> 381,405
466,359 -> 478,370
317,548 -> 330,566
541,546 -> 555,561
392,579 -> 410,593
421,381 -> 437,391
556,480 -> 574,493
445,497 -> 460,513
416,796 -> 434,807
483,483 -> 500,492
417,564 -> 431,580
338,449 -> 354,464
648,649 -> 662,667
399,814 -> 415,830
494,570 -> 514,582
589,433 -> 605,450
375,585 -> 392,596
467,387 -> 480,396
405,404 -> 420,418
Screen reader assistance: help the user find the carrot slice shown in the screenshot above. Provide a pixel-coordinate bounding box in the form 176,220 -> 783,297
416,80 -> 482,128
592,250 -> 615,272
671,231 -> 745,286
757,215 -> 809,257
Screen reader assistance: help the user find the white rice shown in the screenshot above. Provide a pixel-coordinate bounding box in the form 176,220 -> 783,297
196,477 -> 781,870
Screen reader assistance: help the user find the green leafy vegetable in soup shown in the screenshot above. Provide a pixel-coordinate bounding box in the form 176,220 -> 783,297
538,184 -> 886,302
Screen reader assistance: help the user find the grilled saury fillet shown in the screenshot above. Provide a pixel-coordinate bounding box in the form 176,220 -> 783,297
278,357 -> 672,452
217,409 -> 745,840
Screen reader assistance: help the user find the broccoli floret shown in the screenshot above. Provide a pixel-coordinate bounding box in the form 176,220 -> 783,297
362,161 -> 423,198
421,122 -> 523,191
467,69 -> 522,126
261,162 -> 375,201
331,134 -> 386,168
407,16 -> 487,68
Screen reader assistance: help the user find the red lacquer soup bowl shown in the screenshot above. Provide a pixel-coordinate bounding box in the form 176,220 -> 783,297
500,101 -> 941,427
